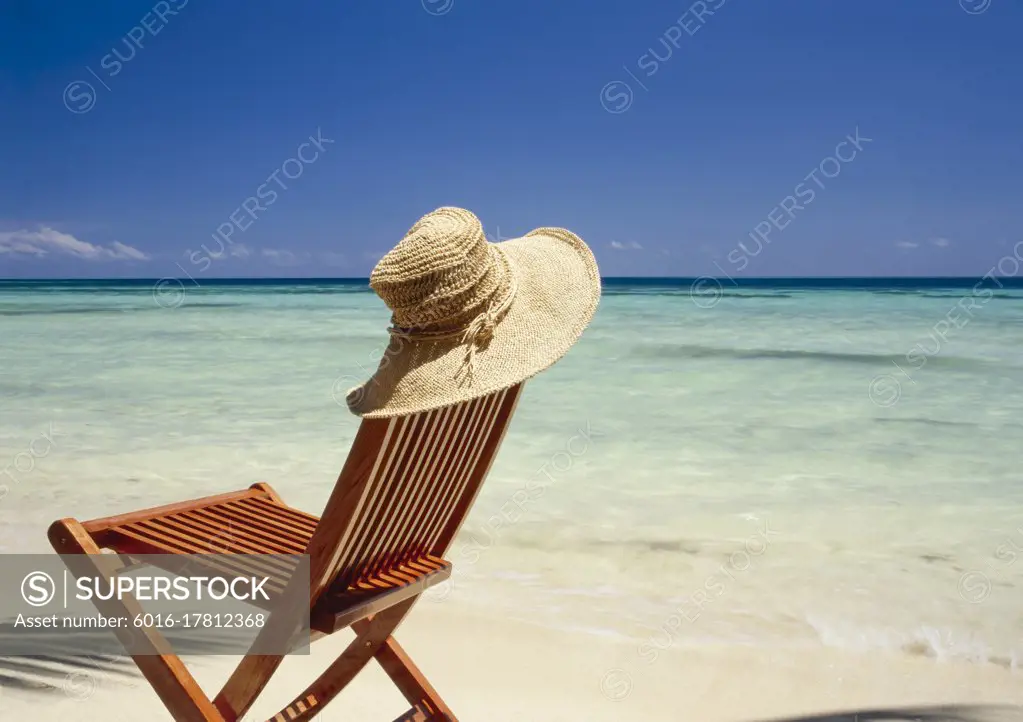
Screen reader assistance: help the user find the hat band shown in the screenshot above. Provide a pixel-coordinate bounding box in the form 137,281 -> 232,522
387,247 -> 518,385
387,248 -> 517,341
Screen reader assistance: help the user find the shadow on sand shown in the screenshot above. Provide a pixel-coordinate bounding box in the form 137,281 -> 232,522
0,630 -> 1020,722
0,621 -> 245,694
753,705 -> 1023,722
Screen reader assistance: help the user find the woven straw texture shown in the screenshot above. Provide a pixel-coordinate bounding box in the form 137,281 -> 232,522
347,207 -> 601,418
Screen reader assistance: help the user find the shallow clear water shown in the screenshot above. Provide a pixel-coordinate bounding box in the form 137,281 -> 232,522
1,279 -> 1021,670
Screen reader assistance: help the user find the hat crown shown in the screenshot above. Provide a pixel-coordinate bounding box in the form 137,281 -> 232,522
370,207 -> 511,332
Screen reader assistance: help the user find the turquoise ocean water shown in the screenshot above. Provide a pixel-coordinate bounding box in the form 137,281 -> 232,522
1,278 -> 1021,669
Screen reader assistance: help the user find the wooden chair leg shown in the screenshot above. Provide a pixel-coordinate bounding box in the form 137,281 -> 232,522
48,519 -> 226,722
375,636 -> 456,721
214,653 -> 288,720
213,574 -> 313,719
392,704 -> 431,721
263,596 -> 419,722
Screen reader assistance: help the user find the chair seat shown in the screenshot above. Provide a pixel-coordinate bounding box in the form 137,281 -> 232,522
79,485 -> 452,631
88,488 -> 319,555
311,555 -> 451,634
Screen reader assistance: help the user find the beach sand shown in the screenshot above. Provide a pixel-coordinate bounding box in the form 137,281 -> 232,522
5,601 -> 1021,721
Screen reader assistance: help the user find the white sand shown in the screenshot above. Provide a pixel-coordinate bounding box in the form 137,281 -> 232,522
7,601 -> 1022,721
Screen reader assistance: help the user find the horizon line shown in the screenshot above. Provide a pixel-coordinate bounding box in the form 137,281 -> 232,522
1,275 -> 1021,282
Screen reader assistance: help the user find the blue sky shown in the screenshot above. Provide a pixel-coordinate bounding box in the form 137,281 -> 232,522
1,0 -> 1020,278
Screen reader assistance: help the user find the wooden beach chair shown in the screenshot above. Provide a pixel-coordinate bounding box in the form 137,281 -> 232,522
47,384 -> 523,722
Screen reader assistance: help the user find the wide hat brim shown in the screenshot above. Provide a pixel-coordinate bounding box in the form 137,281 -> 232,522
346,227 -> 601,418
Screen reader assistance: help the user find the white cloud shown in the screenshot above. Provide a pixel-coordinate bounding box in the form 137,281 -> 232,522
109,241 -> 148,261
0,240 -> 47,256
895,238 -> 952,251
206,243 -> 251,260
261,248 -> 309,266
0,227 -> 148,261
609,240 -> 642,251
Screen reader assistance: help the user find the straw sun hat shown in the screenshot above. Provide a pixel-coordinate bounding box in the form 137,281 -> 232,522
346,207 -> 601,418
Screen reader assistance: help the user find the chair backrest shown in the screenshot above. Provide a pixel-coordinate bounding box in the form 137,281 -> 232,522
304,383 -> 523,603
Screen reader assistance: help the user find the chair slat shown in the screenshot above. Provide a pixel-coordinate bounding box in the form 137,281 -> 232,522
185,508 -> 302,554
156,513 -> 298,557
331,414 -> 415,586
431,384 -> 523,554
420,390 -> 507,553
220,500 -> 316,543
405,392 -> 496,557
336,402 -> 481,588
242,497 -> 320,531
342,412 -> 432,582
367,404 -> 463,577
308,385 -> 521,600
305,418 -> 399,601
